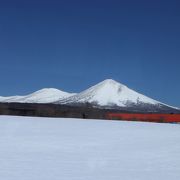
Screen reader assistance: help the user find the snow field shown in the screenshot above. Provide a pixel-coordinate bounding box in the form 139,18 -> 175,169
0,116 -> 180,180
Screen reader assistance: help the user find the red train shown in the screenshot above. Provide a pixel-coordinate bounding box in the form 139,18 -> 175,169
107,113 -> 180,123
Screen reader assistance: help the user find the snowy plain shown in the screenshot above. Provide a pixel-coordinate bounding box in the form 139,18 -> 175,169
0,116 -> 180,180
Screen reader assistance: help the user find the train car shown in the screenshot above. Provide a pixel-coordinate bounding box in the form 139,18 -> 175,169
107,113 -> 180,123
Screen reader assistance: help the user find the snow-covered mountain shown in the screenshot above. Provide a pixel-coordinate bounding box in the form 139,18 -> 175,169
57,79 -> 179,111
58,79 -> 159,106
0,79 -> 178,111
0,88 -> 75,104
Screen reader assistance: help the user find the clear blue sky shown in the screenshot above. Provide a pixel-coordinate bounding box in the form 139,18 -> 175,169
0,0 -> 180,107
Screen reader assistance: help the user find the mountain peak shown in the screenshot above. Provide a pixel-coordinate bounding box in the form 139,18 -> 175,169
97,79 -> 127,91
99,79 -> 124,86
101,79 -> 117,84
30,88 -> 68,96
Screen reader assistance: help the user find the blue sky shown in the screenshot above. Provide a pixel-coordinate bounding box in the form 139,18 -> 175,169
0,0 -> 180,107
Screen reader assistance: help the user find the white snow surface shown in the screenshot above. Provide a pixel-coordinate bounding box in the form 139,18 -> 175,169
0,115 -> 180,180
0,88 -> 75,103
60,79 -> 159,106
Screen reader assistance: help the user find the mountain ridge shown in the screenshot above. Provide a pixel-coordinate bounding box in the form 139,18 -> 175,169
0,79 -> 179,111
0,88 -> 75,104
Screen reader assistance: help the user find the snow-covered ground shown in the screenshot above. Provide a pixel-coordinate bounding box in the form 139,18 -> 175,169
0,116 -> 180,180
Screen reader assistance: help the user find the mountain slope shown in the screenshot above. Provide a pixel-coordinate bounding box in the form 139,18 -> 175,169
0,88 -> 75,104
0,95 -> 23,102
